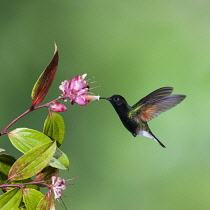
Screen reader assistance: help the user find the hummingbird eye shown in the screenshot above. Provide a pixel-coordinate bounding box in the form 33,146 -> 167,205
113,97 -> 120,102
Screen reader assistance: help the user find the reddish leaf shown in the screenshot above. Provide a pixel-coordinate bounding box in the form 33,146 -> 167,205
35,166 -> 59,187
36,190 -> 55,210
31,43 -> 58,106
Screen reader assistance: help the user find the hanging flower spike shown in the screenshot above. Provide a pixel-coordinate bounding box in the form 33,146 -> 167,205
49,102 -> 68,112
59,74 -> 100,106
51,176 -> 69,200
50,175 -> 78,208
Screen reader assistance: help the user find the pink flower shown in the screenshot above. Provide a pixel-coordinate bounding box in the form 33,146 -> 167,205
51,176 -> 66,200
51,176 -> 77,200
59,74 -> 99,106
49,102 -> 68,112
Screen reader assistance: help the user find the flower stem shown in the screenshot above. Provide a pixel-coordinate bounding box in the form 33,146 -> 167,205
0,109 -> 31,135
0,96 -> 64,136
0,181 -> 50,189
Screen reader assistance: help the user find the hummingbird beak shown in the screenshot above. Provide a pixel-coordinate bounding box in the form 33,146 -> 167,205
99,97 -> 110,101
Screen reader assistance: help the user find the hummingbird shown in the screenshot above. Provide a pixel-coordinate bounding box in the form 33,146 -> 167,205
100,87 -> 186,148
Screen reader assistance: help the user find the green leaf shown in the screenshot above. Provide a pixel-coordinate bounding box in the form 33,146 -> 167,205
35,166 -> 59,187
31,43 -> 58,106
43,112 -> 65,147
49,147 -> 70,170
8,128 -> 52,153
8,128 -> 69,170
0,154 -> 16,184
0,188 -> 22,209
8,141 -> 56,181
23,188 -> 44,210
36,191 -> 55,210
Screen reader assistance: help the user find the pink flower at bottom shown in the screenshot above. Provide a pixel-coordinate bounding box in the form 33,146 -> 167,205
51,176 -> 66,200
51,176 -> 77,201
59,74 -> 99,106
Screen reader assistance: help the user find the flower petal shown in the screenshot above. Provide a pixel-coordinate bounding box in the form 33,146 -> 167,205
77,88 -> 89,95
83,95 -> 100,102
70,75 -> 79,90
75,96 -> 88,106
81,73 -> 87,80
59,80 -> 70,93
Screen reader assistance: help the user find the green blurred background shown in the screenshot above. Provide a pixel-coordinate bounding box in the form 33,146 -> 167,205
0,1 -> 210,209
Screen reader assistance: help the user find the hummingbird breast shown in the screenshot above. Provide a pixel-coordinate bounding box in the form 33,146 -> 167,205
117,111 -> 140,137
122,116 -> 139,136
111,106 -> 138,136
108,96 -> 140,136
128,111 -> 148,136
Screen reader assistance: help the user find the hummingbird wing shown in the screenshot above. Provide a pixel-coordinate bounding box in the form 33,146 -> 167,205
138,94 -> 186,122
132,87 -> 186,122
133,87 -> 174,107
132,87 -> 174,111
131,87 -> 174,120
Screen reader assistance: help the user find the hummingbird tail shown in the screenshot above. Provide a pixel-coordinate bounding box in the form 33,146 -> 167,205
148,130 -> 166,148
138,129 -> 166,148
153,137 -> 166,148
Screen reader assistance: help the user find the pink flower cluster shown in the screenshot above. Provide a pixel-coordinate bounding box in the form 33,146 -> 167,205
51,176 -> 66,200
59,74 -> 99,106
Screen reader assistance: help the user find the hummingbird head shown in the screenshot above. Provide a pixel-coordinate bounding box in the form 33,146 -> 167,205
100,95 -> 128,107
100,95 -> 133,133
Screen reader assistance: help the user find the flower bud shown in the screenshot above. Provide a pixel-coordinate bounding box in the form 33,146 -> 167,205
51,176 -> 57,181
49,102 -> 68,112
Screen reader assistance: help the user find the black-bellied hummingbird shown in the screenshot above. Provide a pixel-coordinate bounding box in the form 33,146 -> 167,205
100,87 -> 186,148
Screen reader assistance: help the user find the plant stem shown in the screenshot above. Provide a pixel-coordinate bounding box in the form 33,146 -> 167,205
0,96 -> 64,135
0,109 -> 31,135
0,181 -> 50,189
